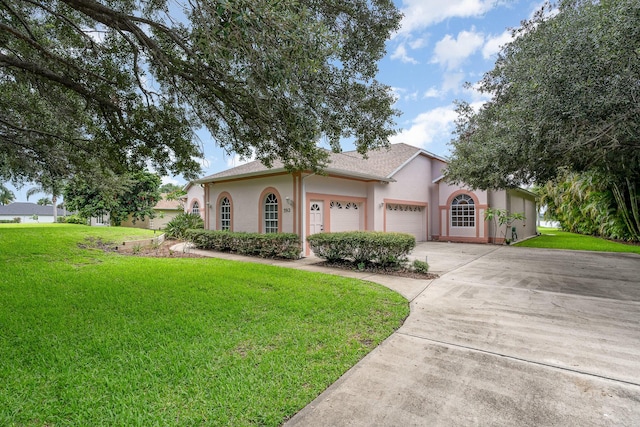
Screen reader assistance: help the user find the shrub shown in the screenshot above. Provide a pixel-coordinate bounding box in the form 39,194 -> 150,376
412,259 -> 429,274
185,229 -> 301,260
165,212 -> 204,239
307,231 -> 415,266
58,215 -> 87,225
0,218 -> 21,224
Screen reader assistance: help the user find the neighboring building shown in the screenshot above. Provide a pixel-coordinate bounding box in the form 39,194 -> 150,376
183,181 -> 205,220
0,202 -> 72,223
119,194 -> 183,230
195,143 -> 537,255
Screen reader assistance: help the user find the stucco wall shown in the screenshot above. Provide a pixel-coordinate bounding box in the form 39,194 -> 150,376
208,174 -> 294,233
120,210 -> 181,230
185,184 -> 205,219
0,214 -> 56,224
436,182 -> 489,243
506,189 -> 538,241
372,154 -> 433,237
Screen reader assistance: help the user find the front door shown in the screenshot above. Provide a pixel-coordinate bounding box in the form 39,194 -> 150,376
309,201 -> 324,235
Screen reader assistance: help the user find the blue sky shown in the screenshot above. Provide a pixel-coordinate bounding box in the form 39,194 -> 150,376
9,0 -> 544,202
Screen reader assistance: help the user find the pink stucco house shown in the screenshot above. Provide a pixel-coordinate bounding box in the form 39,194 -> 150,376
193,143 -> 537,254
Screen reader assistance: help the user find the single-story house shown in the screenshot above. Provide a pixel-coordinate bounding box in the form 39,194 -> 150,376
119,194 -> 183,230
0,202 -> 72,223
194,143 -> 537,255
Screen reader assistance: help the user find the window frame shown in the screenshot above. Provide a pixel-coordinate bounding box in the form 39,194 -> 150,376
263,193 -> 279,233
450,194 -> 475,228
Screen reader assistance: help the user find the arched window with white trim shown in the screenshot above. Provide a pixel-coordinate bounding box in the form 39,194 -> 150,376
451,194 -> 475,227
263,193 -> 278,233
220,197 -> 231,231
191,201 -> 200,215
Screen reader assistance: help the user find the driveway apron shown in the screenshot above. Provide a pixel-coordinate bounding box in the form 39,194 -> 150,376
285,244 -> 640,426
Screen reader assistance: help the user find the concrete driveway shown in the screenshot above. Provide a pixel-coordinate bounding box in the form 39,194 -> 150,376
286,243 -> 640,426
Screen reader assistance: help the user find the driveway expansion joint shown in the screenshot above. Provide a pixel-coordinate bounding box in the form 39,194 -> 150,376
397,331 -> 640,389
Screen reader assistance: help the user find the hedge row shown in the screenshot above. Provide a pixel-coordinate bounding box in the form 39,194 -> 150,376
185,229 -> 301,260
0,218 -> 21,223
307,231 -> 415,266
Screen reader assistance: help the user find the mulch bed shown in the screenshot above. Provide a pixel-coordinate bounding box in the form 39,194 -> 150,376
319,259 -> 438,280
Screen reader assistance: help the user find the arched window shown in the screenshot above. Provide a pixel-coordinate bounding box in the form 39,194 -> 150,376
263,193 -> 279,233
220,197 -> 231,231
451,194 -> 475,227
191,201 -> 200,215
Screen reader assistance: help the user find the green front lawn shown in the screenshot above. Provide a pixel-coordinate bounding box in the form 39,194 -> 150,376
0,224 -> 408,426
515,226 -> 640,254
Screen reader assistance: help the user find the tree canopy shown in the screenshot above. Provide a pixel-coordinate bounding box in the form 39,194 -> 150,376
1,0 -> 401,185
446,0 -> 639,190
64,170 -> 161,225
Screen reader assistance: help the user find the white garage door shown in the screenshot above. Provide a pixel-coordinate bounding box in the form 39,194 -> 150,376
386,203 -> 426,241
330,201 -> 362,232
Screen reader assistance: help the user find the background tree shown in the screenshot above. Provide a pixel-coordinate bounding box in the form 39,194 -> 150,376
0,184 -> 15,205
446,0 -> 639,241
1,0 -> 400,186
26,172 -> 65,222
64,170 -> 161,226
159,183 -> 183,194
538,170 -> 636,241
36,197 -> 52,206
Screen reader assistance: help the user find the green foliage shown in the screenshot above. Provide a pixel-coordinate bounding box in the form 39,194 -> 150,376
36,197 -> 52,206
0,184 -> 14,205
0,225 -> 408,425
412,259 -> 430,274
164,212 -> 204,240
0,218 -> 20,223
158,183 -> 183,193
186,229 -> 302,260
0,0 -> 400,185
484,208 -> 526,243
56,214 -> 86,225
307,231 -> 416,266
64,171 -> 161,226
538,170 -> 638,241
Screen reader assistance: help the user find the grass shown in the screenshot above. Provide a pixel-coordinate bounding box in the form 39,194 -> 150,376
0,224 -> 408,426
515,226 -> 640,254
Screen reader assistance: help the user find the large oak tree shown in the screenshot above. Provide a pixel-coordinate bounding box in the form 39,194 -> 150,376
0,0 -> 401,184
446,0 -> 639,240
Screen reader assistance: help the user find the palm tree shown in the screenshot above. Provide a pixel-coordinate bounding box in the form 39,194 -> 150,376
0,184 -> 15,205
26,176 -> 64,222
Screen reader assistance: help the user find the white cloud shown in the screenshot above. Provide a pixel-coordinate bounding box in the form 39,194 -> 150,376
482,30 -> 513,59
397,0 -> 495,37
432,28 -> 485,70
441,72 -> 466,94
423,87 -> 442,98
389,106 -> 459,149
390,43 -> 418,64
409,37 -> 427,50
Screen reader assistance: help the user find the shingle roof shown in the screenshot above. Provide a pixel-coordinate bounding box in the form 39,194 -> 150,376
0,202 -> 72,216
197,143 -> 447,183
154,194 -> 182,210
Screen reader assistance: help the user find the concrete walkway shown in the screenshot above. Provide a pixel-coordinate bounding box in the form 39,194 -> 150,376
173,242 -> 640,426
